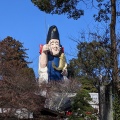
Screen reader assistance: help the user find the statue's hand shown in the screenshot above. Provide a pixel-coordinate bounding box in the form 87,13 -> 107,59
42,44 -> 50,53
61,69 -> 68,76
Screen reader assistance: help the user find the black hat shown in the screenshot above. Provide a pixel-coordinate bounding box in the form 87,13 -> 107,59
46,25 -> 60,44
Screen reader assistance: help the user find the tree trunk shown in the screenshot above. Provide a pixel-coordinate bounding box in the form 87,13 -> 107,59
109,0 -> 119,119
110,0 -> 119,90
99,82 -> 106,120
105,83 -> 113,120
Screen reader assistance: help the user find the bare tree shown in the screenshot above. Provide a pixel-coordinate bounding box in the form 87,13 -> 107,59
0,64 -> 45,119
44,79 -> 80,112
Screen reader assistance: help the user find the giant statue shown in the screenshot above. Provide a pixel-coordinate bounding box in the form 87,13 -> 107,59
38,25 -> 67,84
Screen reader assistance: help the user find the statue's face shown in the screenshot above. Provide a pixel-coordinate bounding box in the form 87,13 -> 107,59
48,39 -> 60,56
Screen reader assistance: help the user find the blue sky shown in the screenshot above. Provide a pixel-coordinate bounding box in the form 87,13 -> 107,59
0,0 -> 100,77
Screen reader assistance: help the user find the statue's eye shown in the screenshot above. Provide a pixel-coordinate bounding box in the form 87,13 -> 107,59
55,42 -> 59,45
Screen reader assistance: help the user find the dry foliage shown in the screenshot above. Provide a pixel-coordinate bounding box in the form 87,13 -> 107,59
41,79 -> 81,111
0,64 -> 45,118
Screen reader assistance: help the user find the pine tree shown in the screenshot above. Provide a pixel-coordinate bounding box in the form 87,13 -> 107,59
0,36 -> 29,68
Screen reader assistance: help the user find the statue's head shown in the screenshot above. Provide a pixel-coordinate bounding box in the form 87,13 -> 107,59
46,25 -> 60,56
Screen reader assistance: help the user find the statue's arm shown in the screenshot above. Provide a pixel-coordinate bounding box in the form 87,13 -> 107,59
38,44 -> 49,83
40,44 -> 49,68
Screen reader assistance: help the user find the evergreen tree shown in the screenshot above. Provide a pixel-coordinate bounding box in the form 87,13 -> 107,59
0,36 -> 43,118
68,40 -> 112,93
69,40 -> 111,78
31,0 -> 84,20
0,36 -> 29,68
70,89 -> 97,120
0,36 -> 35,79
